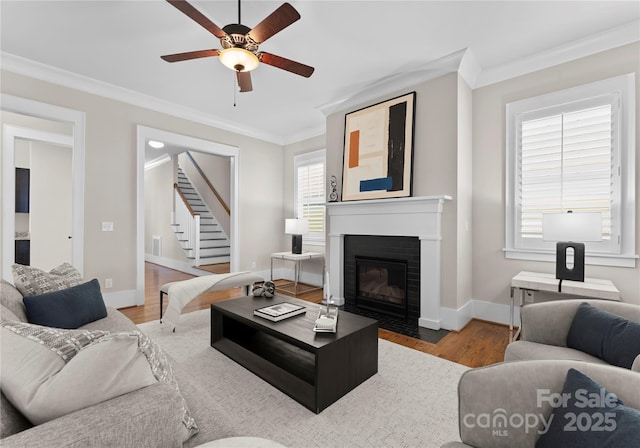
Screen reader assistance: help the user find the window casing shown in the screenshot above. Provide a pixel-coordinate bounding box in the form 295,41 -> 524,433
505,74 -> 636,267
294,149 -> 326,244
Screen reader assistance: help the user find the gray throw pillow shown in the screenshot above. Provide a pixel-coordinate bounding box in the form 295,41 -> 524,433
0,320 -> 198,441
0,280 -> 27,321
12,263 -> 82,297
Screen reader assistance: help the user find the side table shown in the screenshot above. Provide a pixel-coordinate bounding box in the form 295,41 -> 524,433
510,271 -> 620,342
270,251 -> 324,296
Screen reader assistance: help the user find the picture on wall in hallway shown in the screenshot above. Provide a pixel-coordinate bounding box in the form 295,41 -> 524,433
341,92 -> 415,201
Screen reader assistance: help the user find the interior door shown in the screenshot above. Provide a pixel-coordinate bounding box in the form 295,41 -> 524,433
28,140 -> 73,270
2,115 -> 75,279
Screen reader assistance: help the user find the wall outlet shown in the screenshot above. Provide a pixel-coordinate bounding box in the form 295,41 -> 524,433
101,221 -> 114,232
525,290 -> 535,303
105,278 -> 113,289
250,261 -> 256,270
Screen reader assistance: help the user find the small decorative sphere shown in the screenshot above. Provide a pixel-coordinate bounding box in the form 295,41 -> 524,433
263,281 -> 276,298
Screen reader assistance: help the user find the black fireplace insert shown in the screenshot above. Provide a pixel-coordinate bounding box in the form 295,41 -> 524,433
355,256 -> 408,319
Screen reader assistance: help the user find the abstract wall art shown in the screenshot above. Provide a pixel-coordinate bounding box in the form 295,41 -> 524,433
341,92 -> 416,201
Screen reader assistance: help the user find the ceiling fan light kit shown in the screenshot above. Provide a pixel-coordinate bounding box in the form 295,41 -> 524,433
219,47 -> 259,72
162,0 -> 314,93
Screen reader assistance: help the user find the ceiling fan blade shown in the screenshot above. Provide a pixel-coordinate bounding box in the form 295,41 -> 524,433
161,49 -> 220,62
247,3 -> 300,44
166,0 -> 226,38
259,52 -> 314,78
237,71 -> 253,92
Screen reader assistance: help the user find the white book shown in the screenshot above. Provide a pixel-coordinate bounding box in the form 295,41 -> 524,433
254,302 -> 306,322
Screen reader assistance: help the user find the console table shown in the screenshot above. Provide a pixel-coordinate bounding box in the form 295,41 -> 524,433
510,271 -> 620,341
270,251 -> 324,295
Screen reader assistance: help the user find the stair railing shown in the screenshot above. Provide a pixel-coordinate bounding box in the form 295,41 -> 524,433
185,151 -> 230,215
173,183 -> 201,266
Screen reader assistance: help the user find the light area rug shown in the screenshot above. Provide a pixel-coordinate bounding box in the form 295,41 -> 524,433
138,309 -> 468,448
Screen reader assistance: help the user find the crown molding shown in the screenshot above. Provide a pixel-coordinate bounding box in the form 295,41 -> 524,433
316,49 -> 470,117
316,20 -> 639,116
475,19 -> 640,88
282,123 -> 326,146
0,52 -> 285,145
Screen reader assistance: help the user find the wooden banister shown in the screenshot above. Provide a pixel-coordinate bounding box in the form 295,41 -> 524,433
174,183 -> 199,217
185,151 -> 230,215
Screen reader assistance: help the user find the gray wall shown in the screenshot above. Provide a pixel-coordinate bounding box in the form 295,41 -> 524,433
0,70 -> 285,296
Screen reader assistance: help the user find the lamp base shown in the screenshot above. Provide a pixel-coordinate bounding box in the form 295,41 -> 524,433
556,241 -> 585,282
291,234 -> 302,254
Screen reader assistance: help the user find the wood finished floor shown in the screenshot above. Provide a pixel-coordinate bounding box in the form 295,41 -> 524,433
120,262 -> 509,368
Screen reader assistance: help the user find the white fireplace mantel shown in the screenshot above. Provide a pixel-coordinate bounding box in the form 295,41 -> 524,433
326,195 -> 451,330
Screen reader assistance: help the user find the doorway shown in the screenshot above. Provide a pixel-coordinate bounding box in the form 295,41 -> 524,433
1,95 -> 85,281
136,125 -> 239,305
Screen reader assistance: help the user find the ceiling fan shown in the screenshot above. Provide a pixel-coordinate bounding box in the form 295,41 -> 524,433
161,0 -> 314,92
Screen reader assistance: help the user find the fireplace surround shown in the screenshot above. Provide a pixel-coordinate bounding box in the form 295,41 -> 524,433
327,195 -> 450,330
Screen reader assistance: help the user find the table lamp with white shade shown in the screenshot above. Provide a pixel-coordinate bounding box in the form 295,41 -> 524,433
285,218 -> 308,254
542,211 -> 602,282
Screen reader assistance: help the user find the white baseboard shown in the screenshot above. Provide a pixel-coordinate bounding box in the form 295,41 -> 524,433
439,300 -> 474,331
472,299 -> 519,327
102,289 -> 138,308
437,299 -> 520,331
418,317 -> 443,330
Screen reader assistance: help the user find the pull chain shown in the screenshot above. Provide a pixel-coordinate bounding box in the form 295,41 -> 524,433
233,72 -> 237,107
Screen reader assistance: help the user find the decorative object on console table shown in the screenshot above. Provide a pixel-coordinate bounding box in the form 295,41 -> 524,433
543,211 -> 602,283
328,175 -> 338,202
341,92 -> 416,201
253,302 -> 306,322
285,218 -> 308,254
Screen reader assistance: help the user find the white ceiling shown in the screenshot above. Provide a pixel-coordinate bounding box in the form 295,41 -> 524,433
1,1 -> 639,145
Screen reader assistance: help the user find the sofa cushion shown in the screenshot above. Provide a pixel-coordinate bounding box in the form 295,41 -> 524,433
505,340 -> 608,365
0,391 -> 32,438
0,280 -> 27,322
0,320 -> 198,442
567,302 -> 640,369
12,263 -> 82,297
23,279 -> 107,329
535,368 -> 640,448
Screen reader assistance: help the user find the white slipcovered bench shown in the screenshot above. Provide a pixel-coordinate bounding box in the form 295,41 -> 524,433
159,271 -> 264,330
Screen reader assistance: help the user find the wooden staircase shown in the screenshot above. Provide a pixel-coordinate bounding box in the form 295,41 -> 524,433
172,168 -> 230,265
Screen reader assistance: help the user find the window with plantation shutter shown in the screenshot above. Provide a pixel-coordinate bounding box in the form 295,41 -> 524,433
505,74 -> 636,267
294,149 -> 326,243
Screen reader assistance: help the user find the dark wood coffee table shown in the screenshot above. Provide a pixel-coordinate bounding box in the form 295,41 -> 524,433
210,295 -> 378,413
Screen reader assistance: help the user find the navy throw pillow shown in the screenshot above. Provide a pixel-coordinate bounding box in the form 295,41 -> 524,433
535,368 -> 640,448
567,302 -> 640,369
23,279 -> 107,329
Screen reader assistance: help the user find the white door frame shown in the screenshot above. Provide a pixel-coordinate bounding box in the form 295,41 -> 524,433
136,125 -> 239,306
1,94 -> 85,280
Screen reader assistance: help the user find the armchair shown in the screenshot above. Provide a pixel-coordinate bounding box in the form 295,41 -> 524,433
441,360 -> 640,448
504,299 -> 640,371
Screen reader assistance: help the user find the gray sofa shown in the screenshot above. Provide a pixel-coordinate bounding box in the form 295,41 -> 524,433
0,280 -> 235,448
441,360 -> 640,448
505,299 -> 640,371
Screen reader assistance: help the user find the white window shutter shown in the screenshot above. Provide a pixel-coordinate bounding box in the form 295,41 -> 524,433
519,104 -> 613,242
294,150 -> 326,241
